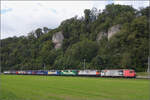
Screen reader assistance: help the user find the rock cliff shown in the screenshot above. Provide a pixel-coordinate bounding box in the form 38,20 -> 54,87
108,24 -> 121,39
97,24 -> 121,41
52,31 -> 64,49
97,31 -> 107,41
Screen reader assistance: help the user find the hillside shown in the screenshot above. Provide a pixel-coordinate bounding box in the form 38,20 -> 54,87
1,4 -> 149,72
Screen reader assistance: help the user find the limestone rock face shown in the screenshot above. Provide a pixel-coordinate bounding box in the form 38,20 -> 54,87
108,24 -> 121,39
97,31 -> 107,41
97,25 -> 121,41
52,31 -> 64,49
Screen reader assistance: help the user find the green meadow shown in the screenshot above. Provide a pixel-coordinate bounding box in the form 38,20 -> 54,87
0,75 -> 149,100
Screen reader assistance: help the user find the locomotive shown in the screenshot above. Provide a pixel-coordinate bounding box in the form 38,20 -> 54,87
3,69 -> 136,78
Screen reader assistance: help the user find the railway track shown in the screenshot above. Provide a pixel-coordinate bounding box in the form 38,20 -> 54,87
136,76 -> 150,79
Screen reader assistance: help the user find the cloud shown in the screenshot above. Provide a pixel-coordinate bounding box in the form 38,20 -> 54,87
1,1 -> 97,39
1,1 -> 149,39
1,1 -> 95,39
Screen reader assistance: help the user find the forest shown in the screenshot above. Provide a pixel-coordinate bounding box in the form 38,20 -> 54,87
1,4 -> 149,72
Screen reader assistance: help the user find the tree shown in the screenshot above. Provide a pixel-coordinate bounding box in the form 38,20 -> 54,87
121,52 -> 132,68
84,9 -> 91,24
66,40 -> 98,63
1,4 -> 149,72
35,28 -> 43,38
43,27 -> 49,34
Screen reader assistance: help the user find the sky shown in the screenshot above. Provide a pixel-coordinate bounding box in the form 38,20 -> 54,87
1,1 -> 149,39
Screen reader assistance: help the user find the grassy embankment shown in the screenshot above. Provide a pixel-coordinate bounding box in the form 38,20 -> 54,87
0,75 -> 149,100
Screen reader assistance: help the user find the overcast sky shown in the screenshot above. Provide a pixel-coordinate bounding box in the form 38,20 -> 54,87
1,1 -> 149,39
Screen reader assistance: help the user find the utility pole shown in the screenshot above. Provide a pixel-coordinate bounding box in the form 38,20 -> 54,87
44,63 -> 46,70
148,56 -> 150,72
84,59 -> 86,70
0,58 -> 2,75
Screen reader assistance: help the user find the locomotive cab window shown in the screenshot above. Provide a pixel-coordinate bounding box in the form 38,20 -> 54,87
119,70 -> 123,75
129,71 -> 133,73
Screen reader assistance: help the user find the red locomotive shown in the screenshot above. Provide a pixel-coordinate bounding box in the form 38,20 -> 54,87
101,69 -> 136,78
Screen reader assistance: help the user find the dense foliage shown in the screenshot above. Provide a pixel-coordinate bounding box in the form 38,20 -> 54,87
1,4 -> 149,72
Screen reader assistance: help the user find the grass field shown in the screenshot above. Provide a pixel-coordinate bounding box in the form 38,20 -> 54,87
0,75 -> 149,100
